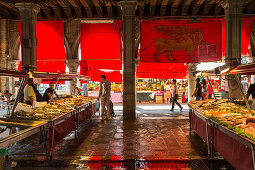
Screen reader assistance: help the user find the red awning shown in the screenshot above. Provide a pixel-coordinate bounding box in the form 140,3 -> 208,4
136,62 -> 188,79
17,21 -> 66,73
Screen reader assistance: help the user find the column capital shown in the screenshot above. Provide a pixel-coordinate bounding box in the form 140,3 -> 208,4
7,59 -> 19,70
186,63 -> 198,72
120,1 -> 137,16
65,59 -> 80,74
222,0 -> 243,15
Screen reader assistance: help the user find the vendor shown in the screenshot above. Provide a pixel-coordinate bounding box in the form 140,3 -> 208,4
42,82 -> 60,102
24,78 -> 36,106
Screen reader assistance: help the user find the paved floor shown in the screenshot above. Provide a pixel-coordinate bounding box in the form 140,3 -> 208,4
4,104 -> 234,169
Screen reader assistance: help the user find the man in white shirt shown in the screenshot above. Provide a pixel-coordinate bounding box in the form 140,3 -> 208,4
170,79 -> 183,112
23,78 -> 36,106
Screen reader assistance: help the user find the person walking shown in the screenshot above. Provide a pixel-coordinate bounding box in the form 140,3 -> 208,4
192,78 -> 202,101
170,79 -> 183,112
164,81 -> 171,104
97,75 -> 111,121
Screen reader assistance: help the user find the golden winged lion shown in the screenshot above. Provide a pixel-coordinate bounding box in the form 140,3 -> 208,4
149,25 -> 205,61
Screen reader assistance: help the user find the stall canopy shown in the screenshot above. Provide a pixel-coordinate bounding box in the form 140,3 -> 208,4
17,21 -> 66,73
136,62 -> 188,79
229,63 -> 255,75
80,21 -> 122,82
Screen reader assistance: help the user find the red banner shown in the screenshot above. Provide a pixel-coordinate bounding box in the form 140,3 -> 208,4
141,20 -> 222,63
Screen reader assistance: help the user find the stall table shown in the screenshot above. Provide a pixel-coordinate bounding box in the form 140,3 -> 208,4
189,107 -> 255,170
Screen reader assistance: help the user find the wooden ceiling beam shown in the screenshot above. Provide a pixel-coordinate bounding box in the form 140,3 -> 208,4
247,1 -> 255,13
0,5 -> 14,18
66,0 -> 82,17
203,0 -> 217,15
171,0 -> 182,16
192,0 -> 202,15
139,1 -> 144,17
150,0 -> 157,16
160,0 -> 168,16
214,0 -> 224,15
91,0 -> 103,17
105,1 -> 113,18
0,1 -> 19,18
58,0 -> 73,18
182,0 -> 193,16
48,1 -> 62,18
79,0 -> 92,17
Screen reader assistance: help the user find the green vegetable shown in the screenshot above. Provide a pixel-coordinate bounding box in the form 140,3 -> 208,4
208,115 -> 255,142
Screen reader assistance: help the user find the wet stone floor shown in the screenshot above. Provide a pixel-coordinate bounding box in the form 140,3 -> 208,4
5,104 -> 234,169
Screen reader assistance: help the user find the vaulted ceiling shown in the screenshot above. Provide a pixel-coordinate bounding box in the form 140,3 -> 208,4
0,0 -> 254,20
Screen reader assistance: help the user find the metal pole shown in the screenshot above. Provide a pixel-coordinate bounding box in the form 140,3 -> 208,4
227,75 -> 231,101
10,78 -> 26,118
235,74 -> 252,113
207,76 -> 217,101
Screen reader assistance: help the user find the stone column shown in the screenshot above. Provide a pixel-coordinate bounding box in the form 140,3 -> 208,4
187,63 -> 197,102
0,18 -> 7,93
6,60 -> 19,98
16,3 -> 39,72
66,59 -> 80,95
223,0 -> 243,99
121,1 -> 137,121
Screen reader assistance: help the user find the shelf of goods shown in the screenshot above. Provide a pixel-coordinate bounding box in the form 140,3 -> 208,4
0,95 -> 97,160
189,99 -> 255,170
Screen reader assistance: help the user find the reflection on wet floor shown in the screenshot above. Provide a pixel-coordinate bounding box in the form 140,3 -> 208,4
5,105 -> 234,169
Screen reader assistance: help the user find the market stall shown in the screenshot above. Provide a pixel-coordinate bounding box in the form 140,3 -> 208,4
188,63 -> 255,170
189,100 -> 255,170
0,69 -> 97,160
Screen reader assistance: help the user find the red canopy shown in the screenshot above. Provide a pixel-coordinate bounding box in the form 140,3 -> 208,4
17,21 -> 66,73
80,21 -> 122,82
136,62 -> 188,79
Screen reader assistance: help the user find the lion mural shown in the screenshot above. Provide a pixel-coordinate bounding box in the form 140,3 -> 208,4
150,25 -> 206,61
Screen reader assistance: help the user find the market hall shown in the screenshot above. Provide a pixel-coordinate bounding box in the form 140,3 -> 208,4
0,0 -> 255,169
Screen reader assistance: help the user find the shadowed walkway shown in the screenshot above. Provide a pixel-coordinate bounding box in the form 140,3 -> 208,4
6,104 -> 234,169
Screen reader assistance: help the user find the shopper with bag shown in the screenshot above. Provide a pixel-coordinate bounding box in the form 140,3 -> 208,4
170,79 -> 183,112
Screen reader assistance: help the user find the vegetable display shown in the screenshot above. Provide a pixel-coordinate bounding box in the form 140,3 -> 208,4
189,99 -> 255,141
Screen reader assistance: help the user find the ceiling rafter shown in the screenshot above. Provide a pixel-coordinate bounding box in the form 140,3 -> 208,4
182,0 -> 193,16
0,4 -> 14,18
65,0 -> 82,17
57,0 -> 73,18
91,0 -> 103,17
160,0 -> 168,16
40,1 -> 53,18
171,0 -> 182,16
246,0 -> 255,13
192,0 -> 203,15
150,0 -> 157,16
105,1 -> 113,18
139,1 -> 144,17
203,0 -> 217,15
214,0 -> 224,15
79,0 -> 92,17
48,0 -> 62,18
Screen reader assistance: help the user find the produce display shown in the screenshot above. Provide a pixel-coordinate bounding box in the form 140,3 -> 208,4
15,95 -> 96,120
189,99 -> 255,141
